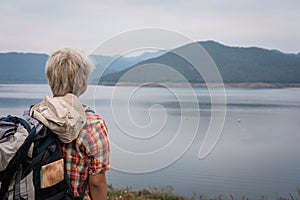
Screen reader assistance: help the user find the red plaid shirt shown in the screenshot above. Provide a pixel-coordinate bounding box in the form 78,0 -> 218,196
62,110 -> 110,199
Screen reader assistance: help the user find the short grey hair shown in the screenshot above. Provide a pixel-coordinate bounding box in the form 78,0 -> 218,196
45,48 -> 94,96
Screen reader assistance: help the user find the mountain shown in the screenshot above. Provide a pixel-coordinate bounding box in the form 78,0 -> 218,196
0,51 -> 165,84
0,42 -> 299,85
89,50 -> 165,83
99,41 -> 300,84
0,53 -> 48,84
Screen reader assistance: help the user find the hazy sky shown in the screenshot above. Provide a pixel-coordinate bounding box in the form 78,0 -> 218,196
1,0 -> 299,54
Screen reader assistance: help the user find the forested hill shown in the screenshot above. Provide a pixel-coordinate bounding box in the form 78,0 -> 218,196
200,41 -> 300,83
0,51 -> 164,84
0,53 -> 48,84
99,41 -> 300,84
1,41 -> 300,85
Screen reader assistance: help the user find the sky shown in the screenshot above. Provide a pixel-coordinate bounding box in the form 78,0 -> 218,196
0,0 -> 299,55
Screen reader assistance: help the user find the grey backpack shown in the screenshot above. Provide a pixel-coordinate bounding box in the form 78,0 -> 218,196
0,110 -> 88,200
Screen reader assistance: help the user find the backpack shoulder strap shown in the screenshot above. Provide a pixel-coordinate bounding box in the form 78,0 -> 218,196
79,174 -> 89,199
23,108 -> 44,133
83,105 -> 95,114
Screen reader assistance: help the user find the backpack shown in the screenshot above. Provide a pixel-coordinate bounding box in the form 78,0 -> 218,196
0,109 -> 88,200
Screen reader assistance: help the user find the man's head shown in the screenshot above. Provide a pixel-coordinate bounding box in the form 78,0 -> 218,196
45,48 -> 94,97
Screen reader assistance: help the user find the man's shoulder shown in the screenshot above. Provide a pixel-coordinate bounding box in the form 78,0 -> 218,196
76,111 -> 107,145
85,109 -> 105,125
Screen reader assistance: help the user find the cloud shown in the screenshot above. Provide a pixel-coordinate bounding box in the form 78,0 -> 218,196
0,0 -> 299,53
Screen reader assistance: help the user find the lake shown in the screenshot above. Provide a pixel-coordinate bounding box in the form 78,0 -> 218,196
0,84 -> 299,199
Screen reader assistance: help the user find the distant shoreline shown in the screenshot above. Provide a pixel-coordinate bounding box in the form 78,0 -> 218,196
1,82 -> 300,89
96,82 -> 300,88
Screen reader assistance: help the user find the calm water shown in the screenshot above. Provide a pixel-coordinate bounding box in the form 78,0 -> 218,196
0,84 -> 299,199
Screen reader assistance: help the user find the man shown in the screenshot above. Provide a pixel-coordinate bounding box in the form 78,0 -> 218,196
31,48 -> 110,200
